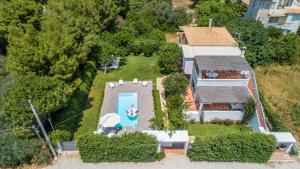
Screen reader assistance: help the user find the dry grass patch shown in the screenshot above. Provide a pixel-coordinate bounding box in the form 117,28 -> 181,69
255,63 -> 300,144
172,0 -> 193,9
165,33 -> 178,43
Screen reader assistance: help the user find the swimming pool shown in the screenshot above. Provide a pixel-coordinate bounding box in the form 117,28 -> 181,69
116,93 -> 138,127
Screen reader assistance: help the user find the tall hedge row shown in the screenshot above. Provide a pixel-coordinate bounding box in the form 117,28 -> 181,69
190,133 -> 276,163
77,132 -> 159,162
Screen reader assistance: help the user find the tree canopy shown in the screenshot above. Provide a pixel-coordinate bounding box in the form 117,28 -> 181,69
3,75 -> 72,136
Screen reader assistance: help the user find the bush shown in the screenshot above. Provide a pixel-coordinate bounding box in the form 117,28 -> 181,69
241,97 -> 256,124
189,133 -> 276,163
158,43 -> 181,74
150,89 -> 165,129
163,73 -> 189,98
76,132 -> 159,162
49,129 -> 72,143
290,103 -> 300,127
259,92 -> 289,131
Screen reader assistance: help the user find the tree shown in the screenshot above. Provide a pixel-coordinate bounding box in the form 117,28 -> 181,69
158,43 -> 181,74
0,0 -> 42,55
3,75 -> 72,137
163,73 -> 189,98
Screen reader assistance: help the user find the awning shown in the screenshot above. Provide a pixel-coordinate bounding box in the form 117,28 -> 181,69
100,113 -> 121,128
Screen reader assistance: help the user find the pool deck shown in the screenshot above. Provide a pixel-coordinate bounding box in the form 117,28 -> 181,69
98,81 -> 154,131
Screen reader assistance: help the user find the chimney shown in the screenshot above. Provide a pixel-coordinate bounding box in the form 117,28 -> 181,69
241,47 -> 246,58
209,19 -> 212,28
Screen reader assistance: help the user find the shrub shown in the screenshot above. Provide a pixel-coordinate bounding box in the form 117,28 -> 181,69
241,97 -> 256,124
163,73 -> 189,98
189,133 -> 276,163
76,132 -> 159,162
158,43 -> 181,74
150,89 -> 165,129
259,92 -> 289,131
49,129 -> 72,143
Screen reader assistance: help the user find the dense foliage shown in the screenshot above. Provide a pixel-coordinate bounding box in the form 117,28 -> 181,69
166,95 -> 188,129
190,133 -> 276,163
77,132 -> 159,162
163,73 -> 189,98
260,92 -> 290,131
241,98 -> 256,124
158,43 -> 182,74
3,75 -> 72,137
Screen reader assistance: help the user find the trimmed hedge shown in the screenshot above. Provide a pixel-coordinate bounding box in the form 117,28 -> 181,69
77,132 -> 159,162
150,89 -> 165,129
190,133 -> 276,163
259,92 -> 289,131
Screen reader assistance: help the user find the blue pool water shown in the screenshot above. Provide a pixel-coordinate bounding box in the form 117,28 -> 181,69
116,93 -> 138,127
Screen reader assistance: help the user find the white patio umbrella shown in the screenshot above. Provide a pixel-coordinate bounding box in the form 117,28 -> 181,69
100,113 -> 121,128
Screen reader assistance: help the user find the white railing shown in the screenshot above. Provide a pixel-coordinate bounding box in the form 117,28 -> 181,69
197,79 -> 249,87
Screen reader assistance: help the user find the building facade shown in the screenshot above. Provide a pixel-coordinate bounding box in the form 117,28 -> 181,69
246,0 -> 300,33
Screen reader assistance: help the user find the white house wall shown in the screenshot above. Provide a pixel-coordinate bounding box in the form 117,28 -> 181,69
197,79 -> 249,87
203,111 -> 244,122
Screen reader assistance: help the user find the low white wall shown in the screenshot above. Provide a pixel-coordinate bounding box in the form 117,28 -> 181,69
184,111 -> 200,122
197,79 -> 249,87
203,111 -> 244,122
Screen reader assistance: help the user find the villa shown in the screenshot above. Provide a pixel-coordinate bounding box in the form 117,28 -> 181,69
177,26 -> 244,76
177,26 -> 268,132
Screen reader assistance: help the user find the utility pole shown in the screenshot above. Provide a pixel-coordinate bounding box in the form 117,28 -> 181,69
28,100 -> 58,160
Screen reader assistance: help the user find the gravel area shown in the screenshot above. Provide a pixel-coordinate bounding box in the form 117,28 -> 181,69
47,154 -> 300,169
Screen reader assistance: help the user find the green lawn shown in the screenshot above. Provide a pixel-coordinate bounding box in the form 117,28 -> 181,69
74,55 -> 161,139
188,123 -> 251,138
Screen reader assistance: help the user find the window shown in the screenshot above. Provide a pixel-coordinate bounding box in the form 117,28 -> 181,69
278,16 -> 287,25
268,17 -> 279,23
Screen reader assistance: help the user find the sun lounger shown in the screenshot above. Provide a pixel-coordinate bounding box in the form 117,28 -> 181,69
119,79 -> 124,85
142,81 -> 147,87
133,78 -> 138,84
109,82 -> 115,88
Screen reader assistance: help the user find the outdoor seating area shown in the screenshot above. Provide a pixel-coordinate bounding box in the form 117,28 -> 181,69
109,79 -> 148,89
202,70 -> 244,79
97,80 -> 154,134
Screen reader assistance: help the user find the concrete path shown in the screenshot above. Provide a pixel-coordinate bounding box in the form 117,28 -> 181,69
47,154 -> 300,169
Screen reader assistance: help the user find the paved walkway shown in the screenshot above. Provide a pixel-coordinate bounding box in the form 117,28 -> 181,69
47,154 -> 300,169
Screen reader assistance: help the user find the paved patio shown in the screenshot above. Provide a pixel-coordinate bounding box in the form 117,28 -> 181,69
98,81 -> 154,131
